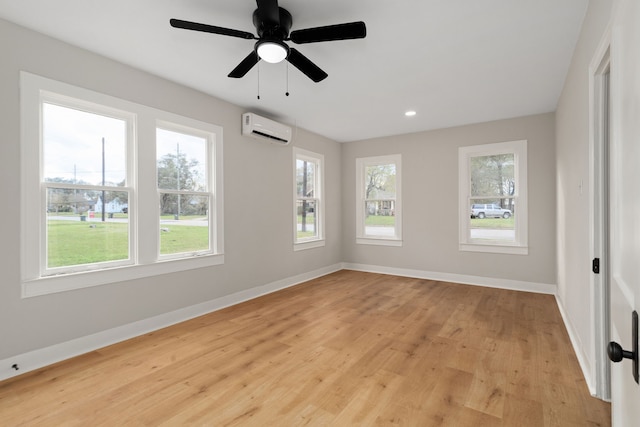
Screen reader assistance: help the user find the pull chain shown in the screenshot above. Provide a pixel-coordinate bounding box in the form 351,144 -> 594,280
286,62 -> 290,97
257,62 -> 261,100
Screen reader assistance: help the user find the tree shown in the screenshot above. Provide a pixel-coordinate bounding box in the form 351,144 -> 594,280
364,164 -> 396,216
365,164 -> 395,199
45,177 -> 95,213
157,151 -> 202,215
471,154 -> 515,210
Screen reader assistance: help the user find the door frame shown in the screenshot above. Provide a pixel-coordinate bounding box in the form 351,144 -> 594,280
589,27 -> 612,401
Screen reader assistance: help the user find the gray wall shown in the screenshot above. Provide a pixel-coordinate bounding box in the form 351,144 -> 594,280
1,15 -> 560,364
0,18 -> 342,360
341,113 -> 557,286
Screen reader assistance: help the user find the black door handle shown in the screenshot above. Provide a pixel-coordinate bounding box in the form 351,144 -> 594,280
607,310 -> 639,384
607,341 -> 634,362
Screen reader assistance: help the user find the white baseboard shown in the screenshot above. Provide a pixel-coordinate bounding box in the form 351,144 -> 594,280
554,294 -> 596,396
0,263 -> 342,382
341,262 -> 557,294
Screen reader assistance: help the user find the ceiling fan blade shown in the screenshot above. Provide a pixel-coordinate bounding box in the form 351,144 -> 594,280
256,0 -> 280,26
170,18 -> 255,40
228,51 -> 260,78
289,21 -> 366,44
286,48 -> 328,83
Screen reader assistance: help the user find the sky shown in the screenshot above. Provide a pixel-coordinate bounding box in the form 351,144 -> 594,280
43,103 -> 207,187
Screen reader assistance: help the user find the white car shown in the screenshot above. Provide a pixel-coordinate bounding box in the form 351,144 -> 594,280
470,203 -> 512,219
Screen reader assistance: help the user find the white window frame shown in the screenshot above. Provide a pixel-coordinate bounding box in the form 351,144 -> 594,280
458,140 -> 528,255
155,120 -> 219,261
293,147 -> 325,250
20,72 -> 224,297
356,154 -> 402,246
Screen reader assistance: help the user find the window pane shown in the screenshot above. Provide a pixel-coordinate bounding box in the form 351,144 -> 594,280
365,200 -> 396,237
363,163 -> 397,238
296,199 -> 318,240
470,154 -> 515,198
43,103 -> 127,186
469,155 -> 516,242
159,194 -> 209,255
46,188 -> 129,268
157,129 -> 207,191
469,198 -> 515,242
296,159 -> 316,198
365,164 -> 396,199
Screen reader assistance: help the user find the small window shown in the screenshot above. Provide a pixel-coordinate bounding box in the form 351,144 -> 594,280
157,125 -> 215,258
293,148 -> 324,250
356,155 -> 402,246
459,140 -> 528,254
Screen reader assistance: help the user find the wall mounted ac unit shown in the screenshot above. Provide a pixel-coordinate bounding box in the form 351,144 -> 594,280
242,112 -> 292,145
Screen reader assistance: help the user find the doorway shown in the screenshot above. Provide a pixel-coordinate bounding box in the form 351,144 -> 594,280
591,46 -> 611,401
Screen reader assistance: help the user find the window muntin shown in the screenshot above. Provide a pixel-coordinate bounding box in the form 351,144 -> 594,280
294,148 -> 324,249
21,72 -> 224,297
356,155 -> 402,246
459,140 -> 528,254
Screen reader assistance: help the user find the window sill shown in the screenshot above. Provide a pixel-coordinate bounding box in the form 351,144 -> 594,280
459,243 -> 528,255
357,237 -> 403,247
294,239 -> 325,251
22,254 -> 224,298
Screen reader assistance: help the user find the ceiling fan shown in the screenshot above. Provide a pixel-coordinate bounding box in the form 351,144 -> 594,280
170,0 -> 366,83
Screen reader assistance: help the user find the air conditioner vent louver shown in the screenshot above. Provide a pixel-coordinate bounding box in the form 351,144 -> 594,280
251,130 -> 289,143
242,113 -> 292,145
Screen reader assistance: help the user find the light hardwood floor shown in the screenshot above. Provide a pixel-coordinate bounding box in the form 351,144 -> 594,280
0,270 -> 610,426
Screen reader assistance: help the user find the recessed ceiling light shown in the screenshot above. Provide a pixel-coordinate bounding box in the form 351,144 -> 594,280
405,110 -> 417,117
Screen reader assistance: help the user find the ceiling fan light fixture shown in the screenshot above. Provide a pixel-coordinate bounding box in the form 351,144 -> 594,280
171,2 -> 366,83
256,40 -> 289,63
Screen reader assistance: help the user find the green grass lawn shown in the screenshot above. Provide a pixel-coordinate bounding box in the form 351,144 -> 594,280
47,220 -> 209,267
159,224 -> 209,255
47,221 -> 129,267
470,217 -> 515,229
297,213 -> 315,222
365,215 -> 395,226
297,231 -> 317,239
297,213 -> 317,239
159,214 -> 206,221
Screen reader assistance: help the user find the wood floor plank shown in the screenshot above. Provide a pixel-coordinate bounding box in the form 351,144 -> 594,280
502,393 -> 545,426
0,270 -> 611,426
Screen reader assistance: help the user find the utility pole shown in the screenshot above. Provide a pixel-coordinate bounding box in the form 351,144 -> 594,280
74,164 -> 77,214
101,137 -> 106,222
176,143 -> 181,220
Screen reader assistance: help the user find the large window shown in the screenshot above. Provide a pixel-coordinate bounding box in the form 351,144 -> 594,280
356,155 -> 402,246
293,148 -> 324,250
21,72 -> 224,297
458,140 -> 528,254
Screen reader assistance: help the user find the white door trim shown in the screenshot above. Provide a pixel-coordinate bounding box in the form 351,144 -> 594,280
589,24 -> 612,401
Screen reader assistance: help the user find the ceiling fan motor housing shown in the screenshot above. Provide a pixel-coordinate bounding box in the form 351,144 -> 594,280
252,7 -> 292,40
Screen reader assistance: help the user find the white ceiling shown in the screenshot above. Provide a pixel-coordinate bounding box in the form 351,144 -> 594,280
0,0 -> 588,142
